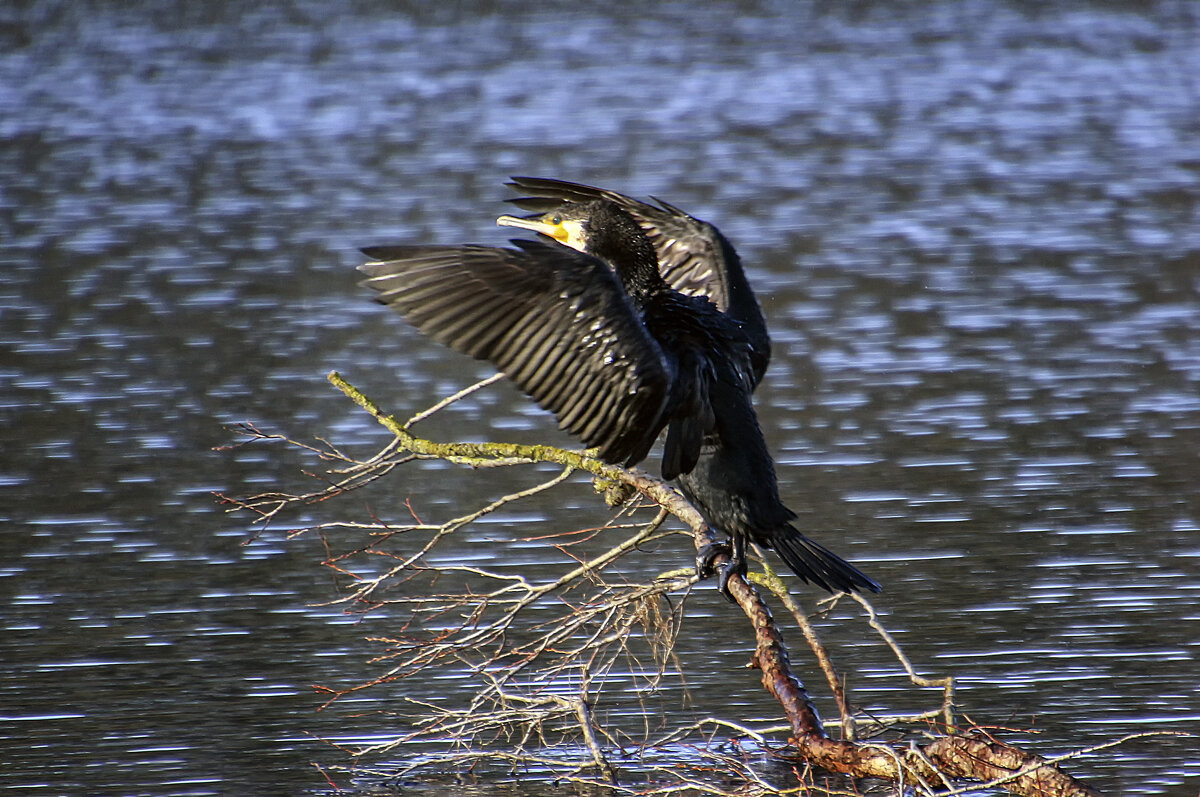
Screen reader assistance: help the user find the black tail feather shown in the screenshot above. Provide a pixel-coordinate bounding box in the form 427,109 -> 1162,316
770,527 -> 881,595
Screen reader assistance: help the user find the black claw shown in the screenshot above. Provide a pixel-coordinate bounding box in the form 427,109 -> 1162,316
716,552 -> 748,602
714,564 -> 735,602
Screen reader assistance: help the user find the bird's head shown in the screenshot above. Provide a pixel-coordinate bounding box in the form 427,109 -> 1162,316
498,199 -> 655,268
496,201 -> 593,253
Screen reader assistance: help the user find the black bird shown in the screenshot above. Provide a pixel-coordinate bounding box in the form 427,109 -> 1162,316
360,180 -> 879,598
500,180 -> 879,598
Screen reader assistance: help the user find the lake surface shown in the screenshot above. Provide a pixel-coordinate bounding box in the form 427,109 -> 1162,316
2,1 -> 1198,795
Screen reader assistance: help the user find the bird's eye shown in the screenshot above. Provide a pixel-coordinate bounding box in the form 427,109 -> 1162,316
550,215 -> 562,225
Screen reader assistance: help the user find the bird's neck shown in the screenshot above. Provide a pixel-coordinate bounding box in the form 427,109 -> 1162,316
581,200 -> 669,304
614,245 -> 668,304
592,224 -> 666,304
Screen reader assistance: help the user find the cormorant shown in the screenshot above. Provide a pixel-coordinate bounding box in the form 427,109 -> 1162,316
502,179 -> 879,598
359,179 -> 879,598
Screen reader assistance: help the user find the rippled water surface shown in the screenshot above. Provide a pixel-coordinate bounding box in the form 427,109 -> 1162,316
2,1 -> 1199,795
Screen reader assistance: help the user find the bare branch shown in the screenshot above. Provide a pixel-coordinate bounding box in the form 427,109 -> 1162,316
219,373 -> 1178,795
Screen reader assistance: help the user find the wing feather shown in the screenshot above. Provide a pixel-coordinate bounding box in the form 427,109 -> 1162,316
359,241 -> 674,465
505,177 -> 731,308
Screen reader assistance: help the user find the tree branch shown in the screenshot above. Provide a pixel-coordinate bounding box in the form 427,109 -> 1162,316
218,372 -> 1181,795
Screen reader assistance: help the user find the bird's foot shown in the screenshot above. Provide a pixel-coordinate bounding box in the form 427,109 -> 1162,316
696,542 -> 748,603
695,542 -> 729,579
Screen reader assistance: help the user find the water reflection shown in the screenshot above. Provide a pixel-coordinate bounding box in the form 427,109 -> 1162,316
2,0 -> 1199,794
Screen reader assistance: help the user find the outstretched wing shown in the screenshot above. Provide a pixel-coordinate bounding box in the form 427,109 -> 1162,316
360,240 -> 673,467
504,176 -> 770,385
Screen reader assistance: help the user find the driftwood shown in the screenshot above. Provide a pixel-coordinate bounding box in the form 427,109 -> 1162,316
219,372 -> 1183,796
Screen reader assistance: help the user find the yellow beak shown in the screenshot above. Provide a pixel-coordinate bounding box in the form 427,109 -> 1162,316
497,214 -> 571,245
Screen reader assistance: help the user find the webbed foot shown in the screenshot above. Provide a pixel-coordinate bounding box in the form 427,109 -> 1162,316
696,541 -> 730,579
696,541 -> 748,603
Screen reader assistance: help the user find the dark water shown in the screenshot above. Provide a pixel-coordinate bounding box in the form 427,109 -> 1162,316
3,1 -> 1199,794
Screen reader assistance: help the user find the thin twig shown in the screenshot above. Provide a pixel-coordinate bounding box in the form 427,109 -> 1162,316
218,374 -> 1168,797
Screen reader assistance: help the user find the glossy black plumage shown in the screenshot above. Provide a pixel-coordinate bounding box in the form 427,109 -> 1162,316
360,199 -> 752,481
361,179 -> 879,597
500,179 -> 879,596
359,239 -> 673,468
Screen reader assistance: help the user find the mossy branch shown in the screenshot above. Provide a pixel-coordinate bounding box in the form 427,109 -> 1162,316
328,370 -> 716,546
218,373 -> 1179,796
322,371 -> 1117,796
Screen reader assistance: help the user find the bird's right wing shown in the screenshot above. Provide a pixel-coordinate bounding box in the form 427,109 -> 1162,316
359,240 -> 673,467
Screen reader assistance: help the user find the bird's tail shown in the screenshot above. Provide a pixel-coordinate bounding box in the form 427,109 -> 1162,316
771,527 -> 881,595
